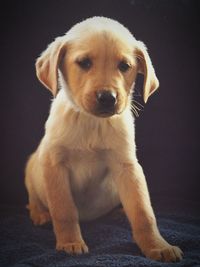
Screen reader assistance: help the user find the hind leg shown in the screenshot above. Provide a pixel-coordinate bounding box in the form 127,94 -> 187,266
25,173 -> 51,225
26,198 -> 51,226
25,153 -> 51,226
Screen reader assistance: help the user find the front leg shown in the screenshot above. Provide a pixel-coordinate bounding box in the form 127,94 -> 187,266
43,156 -> 88,254
113,161 -> 183,262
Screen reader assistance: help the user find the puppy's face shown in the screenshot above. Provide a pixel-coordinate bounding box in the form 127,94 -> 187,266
36,17 -> 159,116
62,33 -> 137,117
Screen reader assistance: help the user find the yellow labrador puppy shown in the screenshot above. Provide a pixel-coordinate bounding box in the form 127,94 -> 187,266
25,17 -> 183,262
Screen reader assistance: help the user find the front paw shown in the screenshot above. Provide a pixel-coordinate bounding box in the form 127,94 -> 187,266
56,241 -> 89,255
145,245 -> 183,262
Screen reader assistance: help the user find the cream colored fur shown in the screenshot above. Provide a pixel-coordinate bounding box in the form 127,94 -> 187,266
25,17 -> 183,261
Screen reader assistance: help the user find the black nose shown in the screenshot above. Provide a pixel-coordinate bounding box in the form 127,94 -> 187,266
96,90 -> 117,110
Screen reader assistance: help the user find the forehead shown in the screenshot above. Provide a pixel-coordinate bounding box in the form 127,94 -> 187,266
67,31 -> 135,63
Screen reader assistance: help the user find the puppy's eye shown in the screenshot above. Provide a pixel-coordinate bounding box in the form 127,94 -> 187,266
77,58 -> 92,70
118,61 -> 131,72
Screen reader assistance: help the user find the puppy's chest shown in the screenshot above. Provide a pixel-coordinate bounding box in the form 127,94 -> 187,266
67,149 -> 108,191
66,148 -> 119,220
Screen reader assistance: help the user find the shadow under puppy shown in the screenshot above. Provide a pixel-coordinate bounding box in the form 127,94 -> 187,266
25,17 -> 183,262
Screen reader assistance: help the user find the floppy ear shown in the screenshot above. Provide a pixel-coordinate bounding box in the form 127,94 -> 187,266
135,41 -> 159,103
35,37 -> 66,96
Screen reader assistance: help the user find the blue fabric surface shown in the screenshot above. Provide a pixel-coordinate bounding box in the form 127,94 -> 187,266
0,203 -> 200,267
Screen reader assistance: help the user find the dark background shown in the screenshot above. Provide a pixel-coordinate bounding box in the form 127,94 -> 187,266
1,0 -> 199,209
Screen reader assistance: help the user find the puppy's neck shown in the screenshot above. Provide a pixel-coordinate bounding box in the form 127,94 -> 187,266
45,88 -> 135,151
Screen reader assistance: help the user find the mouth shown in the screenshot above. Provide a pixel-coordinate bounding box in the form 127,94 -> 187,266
93,107 -> 116,118
96,112 -> 115,118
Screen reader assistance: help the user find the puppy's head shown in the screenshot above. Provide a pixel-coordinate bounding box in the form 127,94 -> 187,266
36,17 -> 159,117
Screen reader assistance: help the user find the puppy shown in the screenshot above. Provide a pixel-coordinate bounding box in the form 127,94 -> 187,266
25,17 -> 183,261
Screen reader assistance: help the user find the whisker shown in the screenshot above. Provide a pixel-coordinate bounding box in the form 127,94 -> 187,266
131,103 -> 139,117
133,99 -> 144,109
132,104 -> 141,111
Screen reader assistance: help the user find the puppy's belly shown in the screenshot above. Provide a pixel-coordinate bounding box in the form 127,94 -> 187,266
68,150 -> 120,221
